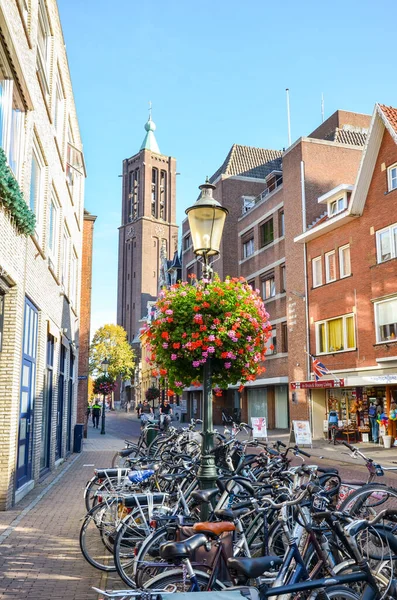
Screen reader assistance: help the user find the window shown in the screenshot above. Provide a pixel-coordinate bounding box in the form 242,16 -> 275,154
17,0 -> 29,24
0,55 -> 25,179
243,237 -> 254,258
316,314 -> 355,354
262,275 -> 275,300
375,297 -> 397,343
30,140 -> 45,241
0,292 -> 4,352
266,328 -> 277,355
325,251 -> 336,283
36,0 -> 51,95
260,218 -> 274,247
54,71 -> 64,143
129,169 -> 140,220
159,170 -> 166,219
242,196 -> 255,214
62,227 -> 70,292
312,256 -> 322,288
376,223 -> 397,263
281,322 -> 288,353
388,164 -> 397,192
186,265 -> 195,283
151,168 -> 158,217
47,194 -> 58,269
339,245 -> 351,278
329,196 -> 346,216
247,280 -> 255,290
66,132 -> 85,200
280,264 -> 286,292
70,250 -> 77,307
183,234 -> 191,251
279,210 -> 285,237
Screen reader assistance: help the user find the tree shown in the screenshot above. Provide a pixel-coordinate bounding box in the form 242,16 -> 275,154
89,324 -> 135,380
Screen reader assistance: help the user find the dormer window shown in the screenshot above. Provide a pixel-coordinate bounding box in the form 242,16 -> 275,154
329,196 -> 346,216
388,163 -> 397,192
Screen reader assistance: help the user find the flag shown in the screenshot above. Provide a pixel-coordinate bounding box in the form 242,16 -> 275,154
312,357 -> 330,381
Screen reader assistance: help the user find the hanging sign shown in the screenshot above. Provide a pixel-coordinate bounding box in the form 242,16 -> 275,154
293,420 -> 312,446
290,379 -> 344,390
251,417 -> 268,439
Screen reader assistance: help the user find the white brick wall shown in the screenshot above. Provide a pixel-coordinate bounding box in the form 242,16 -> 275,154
0,0 -> 85,509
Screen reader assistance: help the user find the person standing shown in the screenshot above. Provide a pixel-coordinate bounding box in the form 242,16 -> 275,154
159,399 -> 173,431
92,401 -> 101,429
368,400 -> 379,443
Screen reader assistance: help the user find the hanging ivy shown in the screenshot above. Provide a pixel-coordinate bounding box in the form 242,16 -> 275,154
0,148 -> 36,236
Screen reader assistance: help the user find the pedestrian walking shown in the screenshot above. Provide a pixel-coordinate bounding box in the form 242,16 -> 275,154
92,401 -> 101,429
138,399 -> 153,427
125,400 -> 131,413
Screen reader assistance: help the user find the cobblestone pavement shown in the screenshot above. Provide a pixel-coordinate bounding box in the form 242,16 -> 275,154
1,412 -> 397,599
0,412 -> 137,599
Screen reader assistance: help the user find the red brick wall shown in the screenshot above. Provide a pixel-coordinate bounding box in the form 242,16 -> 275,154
77,213 -> 96,433
306,128 -> 397,370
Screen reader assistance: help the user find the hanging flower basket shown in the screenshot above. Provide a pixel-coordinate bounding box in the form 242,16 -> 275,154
144,275 -> 272,393
145,386 -> 160,402
93,374 -> 116,396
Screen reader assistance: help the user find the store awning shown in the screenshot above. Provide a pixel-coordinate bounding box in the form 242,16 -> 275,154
290,379 -> 345,390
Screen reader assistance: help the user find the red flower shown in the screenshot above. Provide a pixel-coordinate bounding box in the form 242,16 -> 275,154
173,342 -> 181,349
193,306 -> 200,312
161,331 -> 169,340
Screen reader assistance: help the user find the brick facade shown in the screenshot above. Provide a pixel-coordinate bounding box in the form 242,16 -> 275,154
0,0 -> 85,508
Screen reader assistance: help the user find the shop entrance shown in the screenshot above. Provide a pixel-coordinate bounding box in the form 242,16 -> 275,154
247,388 -> 268,424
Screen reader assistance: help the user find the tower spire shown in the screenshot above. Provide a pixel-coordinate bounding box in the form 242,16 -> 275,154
140,102 -> 160,154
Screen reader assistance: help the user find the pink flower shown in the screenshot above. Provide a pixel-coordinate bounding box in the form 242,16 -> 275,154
180,291 -> 187,296
165,309 -> 173,315
202,352 -> 208,358
192,360 -> 201,368
224,362 -> 232,369
208,334 -> 215,341
208,346 -> 215,353
162,343 -> 169,348
171,354 -> 178,360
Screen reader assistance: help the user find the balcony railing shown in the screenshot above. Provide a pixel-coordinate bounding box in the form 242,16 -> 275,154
242,174 -> 283,215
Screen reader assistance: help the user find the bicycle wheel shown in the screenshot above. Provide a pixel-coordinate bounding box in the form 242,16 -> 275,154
143,568 -> 225,591
79,500 -> 121,571
315,586 -> 361,599
339,484 -> 397,518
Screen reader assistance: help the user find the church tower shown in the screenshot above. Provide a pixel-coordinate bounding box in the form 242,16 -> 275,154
117,112 -> 178,343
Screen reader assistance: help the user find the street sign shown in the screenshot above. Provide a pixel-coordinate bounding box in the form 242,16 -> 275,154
290,379 -> 344,390
78,375 -> 88,381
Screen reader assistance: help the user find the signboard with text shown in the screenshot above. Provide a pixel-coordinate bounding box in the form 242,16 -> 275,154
251,417 -> 268,439
290,379 -> 344,390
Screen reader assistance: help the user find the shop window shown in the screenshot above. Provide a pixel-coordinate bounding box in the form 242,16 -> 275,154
262,275 -> 275,300
243,237 -> 254,258
312,256 -> 322,288
374,297 -> 397,343
260,218 -> 274,247
316,313 -> 355,354
339,244 -> 351,278
325,250 -> 336,283
376,222 -> 397,263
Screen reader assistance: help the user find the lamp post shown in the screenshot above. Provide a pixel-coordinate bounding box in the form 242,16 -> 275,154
100,358 -> 109,435
186,179 -> 228,515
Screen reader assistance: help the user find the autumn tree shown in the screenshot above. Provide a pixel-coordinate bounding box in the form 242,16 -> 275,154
89,324 -> 135,381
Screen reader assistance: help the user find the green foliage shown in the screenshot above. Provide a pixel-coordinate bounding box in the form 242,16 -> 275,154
93,374 -> 117,395
0,148 -> 36,236
90,323 -> 135,380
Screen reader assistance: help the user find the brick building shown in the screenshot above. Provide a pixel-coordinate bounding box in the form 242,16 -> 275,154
77,210 -> 96,437
0,0 -> 86,508
295,104 -> 397,439
182,113 -> 370,429
117,113 -> 178,404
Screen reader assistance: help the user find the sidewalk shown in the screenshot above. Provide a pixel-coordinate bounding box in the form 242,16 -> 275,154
0,413 -> 131,599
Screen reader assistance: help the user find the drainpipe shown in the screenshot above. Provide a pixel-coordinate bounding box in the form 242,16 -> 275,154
301,161 -> 312,430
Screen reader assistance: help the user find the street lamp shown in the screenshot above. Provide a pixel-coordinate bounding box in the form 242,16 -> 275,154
185,178 -> 228,513
100,357 -> 109,435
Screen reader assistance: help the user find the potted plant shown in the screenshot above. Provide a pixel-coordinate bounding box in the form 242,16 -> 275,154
145,386 -> 160,402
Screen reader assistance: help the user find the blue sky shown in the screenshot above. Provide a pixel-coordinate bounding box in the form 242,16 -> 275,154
58,0 -> 396,335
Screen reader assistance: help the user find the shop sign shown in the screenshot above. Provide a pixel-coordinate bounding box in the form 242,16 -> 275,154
364,375 -> 397,384
290,379 -> 344,390
251,417 -> 268,439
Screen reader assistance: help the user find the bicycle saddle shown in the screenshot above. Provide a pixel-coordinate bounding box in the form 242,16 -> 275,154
160,472 -> 187,482
214,507 -> 250,521
193,521 -> 235,537
317,467 -> 339,474
160,533 -> 208,560
228,555 -> 283,578
119,448 -> 137,458
190,488 -> 219,504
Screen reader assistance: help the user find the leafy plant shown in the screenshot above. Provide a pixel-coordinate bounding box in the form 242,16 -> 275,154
93,374 -> 117,396
145,275 -> 272,393
145,386 -> 160,402
90,324 -> 135,380
0,148 -> 36,236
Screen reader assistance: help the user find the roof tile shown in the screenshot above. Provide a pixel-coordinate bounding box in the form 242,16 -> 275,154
378,104 -> 397,135
210,144 -> 282,182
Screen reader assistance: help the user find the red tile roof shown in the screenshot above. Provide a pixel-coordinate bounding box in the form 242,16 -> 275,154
379,104 -> 397,135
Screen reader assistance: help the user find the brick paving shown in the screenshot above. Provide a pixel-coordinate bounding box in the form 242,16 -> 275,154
0,412 -> 138,599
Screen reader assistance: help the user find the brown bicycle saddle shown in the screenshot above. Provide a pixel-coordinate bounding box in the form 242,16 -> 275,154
193,521 -> 236,537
